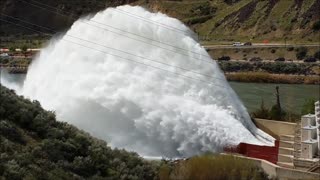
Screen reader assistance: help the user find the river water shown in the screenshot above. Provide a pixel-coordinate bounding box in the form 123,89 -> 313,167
229,82 -> 319,113
1,70 -> 319,113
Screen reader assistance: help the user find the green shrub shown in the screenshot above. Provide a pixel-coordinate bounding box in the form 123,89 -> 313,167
0,57 -> 10,64
219,61 -> 317,75
251,98 -> 304,122
304,57 -> 317,62
314,50 -> 320,59
190,2 -> 216,16
270,105 -> 286,121
312,20 -> 320,31
0,85 -> 157,180
224,0 -> 241,5
295,47 -> 308,60
287,47 -> 294,51
301,99 -> 315,115
0,121 -> 26,144
9,47 -> 16,52
252,100 -> 269,119
185,15 -> 212,25
218,56 -> 231,61
21,45 -> 28,52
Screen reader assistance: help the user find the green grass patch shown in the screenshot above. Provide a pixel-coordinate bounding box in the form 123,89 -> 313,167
301,0 -> 315,14
244,1 -> 268,28
160,0 -> 208,19
269,0 -> 293,19
197,0 -> 252,34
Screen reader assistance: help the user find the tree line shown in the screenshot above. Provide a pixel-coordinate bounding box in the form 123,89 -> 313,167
219,61 -> 319,75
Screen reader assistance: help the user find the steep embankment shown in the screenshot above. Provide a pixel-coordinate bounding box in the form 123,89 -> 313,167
1,0 -> 319,43
0,0 -> 138,36
138,0 -> 320,43
0,85 -> 157,179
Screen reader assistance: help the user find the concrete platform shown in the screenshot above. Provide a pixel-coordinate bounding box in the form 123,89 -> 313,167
279,147 -> 294,156
280,140 -> 294,149
278,154 -> 294,163
280,135 -> 295,141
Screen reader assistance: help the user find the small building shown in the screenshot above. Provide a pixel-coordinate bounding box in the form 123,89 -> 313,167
301,114 -> 316,127
300,110 -> 319,159
301,125 -> 317,141
292,101 -> 320,172
301,139 -> 318,159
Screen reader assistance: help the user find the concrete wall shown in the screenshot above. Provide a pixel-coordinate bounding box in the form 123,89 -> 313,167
315,101 -> 320,155
294,158 -> 320,172
276,166 -> 320,180
227,154 -> 320,180
254,119 -> 297,139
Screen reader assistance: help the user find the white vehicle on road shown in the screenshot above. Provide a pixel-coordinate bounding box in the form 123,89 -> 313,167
232,42 -> 243,46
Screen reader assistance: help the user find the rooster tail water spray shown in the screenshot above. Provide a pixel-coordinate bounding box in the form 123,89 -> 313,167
22,5 -> 273,157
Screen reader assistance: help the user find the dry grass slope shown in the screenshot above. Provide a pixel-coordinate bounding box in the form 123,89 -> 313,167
141,0 -> 320,43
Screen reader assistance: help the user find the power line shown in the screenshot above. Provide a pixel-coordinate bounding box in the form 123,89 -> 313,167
2,17 -> 298,115
113,8 -> 187,33
1,13 -> 226,82
20,0 -> 213,63
0,18 -> 229,90
29,0 -> 188,34
25,0 -> 212,61
2,15 -> 291,109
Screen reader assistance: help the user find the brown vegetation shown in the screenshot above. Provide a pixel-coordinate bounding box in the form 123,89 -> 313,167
159,154 -> 268,180
226,72 -> 320,84
1,0 -> 319,44
208,47 -> 320,62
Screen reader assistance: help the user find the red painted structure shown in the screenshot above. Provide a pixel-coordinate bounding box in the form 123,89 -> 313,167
224,140 -> 279,164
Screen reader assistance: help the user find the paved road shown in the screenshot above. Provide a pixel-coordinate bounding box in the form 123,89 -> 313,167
227,59 -> 319,64
0,48 -> 40,52
203,43 -> 320,49
2,45 -> 319,52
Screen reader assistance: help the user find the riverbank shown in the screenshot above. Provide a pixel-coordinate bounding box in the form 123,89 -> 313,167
2,69 -> 318,113
207,46 -> 320,62
1,67 -> 319,85
226,72 -> 319,85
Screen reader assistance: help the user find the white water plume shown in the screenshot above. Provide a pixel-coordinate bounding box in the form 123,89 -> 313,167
21,5 -> 273,157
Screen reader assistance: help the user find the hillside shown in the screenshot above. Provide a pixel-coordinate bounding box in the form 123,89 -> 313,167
0,0 -> 138,37
0,85 -> 157,179
137,0 -> 320,43
1,0 -> 319,44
